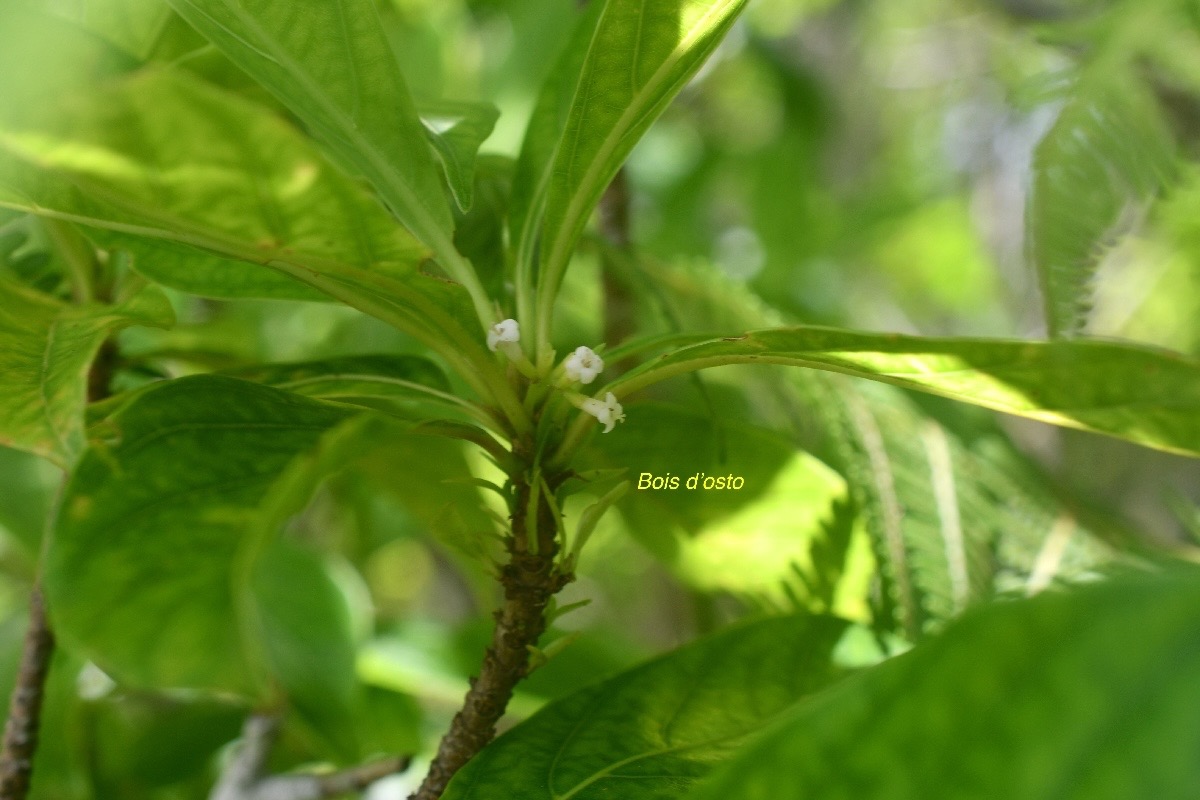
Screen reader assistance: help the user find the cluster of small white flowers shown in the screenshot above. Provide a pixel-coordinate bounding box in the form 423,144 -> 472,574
486,323 -> 625,433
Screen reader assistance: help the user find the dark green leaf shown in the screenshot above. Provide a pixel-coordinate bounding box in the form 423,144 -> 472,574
444,614 -> 849,800
454,154 -> 513,298
688,570 -> 1200,800
0,276 -> 173,466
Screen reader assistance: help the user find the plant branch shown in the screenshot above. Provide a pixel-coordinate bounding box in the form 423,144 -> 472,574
0,586 -> 54,800
409,464 -> 572,800
211,714 -> 411,800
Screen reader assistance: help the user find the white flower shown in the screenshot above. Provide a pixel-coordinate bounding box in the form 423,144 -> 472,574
487,318 -> 520,352
581,392 -> 626,433
564,346 -> 604,384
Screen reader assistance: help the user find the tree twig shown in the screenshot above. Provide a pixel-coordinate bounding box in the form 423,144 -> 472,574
409,468 -> 571,800
0,586 -> 55,800
211,714 -> 411,800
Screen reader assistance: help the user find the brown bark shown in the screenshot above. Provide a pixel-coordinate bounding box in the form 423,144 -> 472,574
0,586 -> 55,800
409,470 -> 571,800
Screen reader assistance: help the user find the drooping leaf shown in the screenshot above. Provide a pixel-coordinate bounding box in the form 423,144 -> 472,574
167,0 -> 454,249
687,570 -> 1200,800
419,100 -> 500,212
0,276 -> 173,466
1030,74 -> 1175,337
46,375 -> 359,699
0,69 -> 493,364
609,326 -> 1200,458
514,0 -> 749,310
443,614 -> 849,800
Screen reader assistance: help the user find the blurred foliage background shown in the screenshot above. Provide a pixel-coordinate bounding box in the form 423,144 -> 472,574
1,0 -> 1199,796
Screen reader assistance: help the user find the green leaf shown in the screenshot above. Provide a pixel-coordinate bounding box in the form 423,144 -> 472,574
609,326 -> 1200,458
419,100 -> 500,212
166,0 -> 454,247
251,539 -> 358,753
687,570 -> 1200,800
0,69 -> 499,372
443,614 -> 849,800
46,0 -> 172,60
515,0 -> 748,326
1030,74 -> 1175,337
0,277 -> 173,467
45,375 -> 358,697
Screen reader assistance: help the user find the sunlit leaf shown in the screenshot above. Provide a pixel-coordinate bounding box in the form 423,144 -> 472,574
0,70 -> 486,354
610,326 -> 1200,458
167,0 -> 454,249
